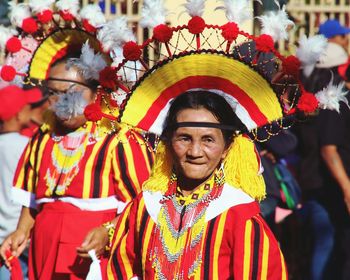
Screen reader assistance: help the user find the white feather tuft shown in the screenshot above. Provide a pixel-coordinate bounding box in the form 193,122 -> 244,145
9,2 -> 31,27
97,17 -> 135,52
67,41 -> 107,81
296,34 -> 328,77
315,77 -> 349,112
257,5 -> 294,41
0,25 -> 18,49
184,0 -> 206,17
52,90 -> 88,121
80,4 -> 106,27
28,0 -> 54,13
56,0 -> 80,17
140,0 -> 167,28
215,0 -> 252,24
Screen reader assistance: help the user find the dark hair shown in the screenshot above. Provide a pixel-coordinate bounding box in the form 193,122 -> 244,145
162,90 -> 244,144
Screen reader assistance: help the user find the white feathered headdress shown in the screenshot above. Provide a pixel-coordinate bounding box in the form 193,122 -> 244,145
215,0 -> 254,25
80,4 -> 106,28
67,41 -> 107,81
184,0 -> 207,17
140,0 -> 167,28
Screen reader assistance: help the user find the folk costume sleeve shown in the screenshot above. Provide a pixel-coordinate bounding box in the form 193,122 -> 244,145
112,127 -> 154,206
12,129 -> 47,208
230,205 -> 288,280
107,195 -> 142,280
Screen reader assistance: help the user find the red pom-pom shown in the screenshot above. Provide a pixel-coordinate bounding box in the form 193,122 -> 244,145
37,10 -> 53,24
1,65 -> 17,82
188,16 -> 206,35
255,34 -> 274,52
282,55 -> 301,77
123,41 -> 142,61
84,103 -> 103,122
22,18 -> 38,34
59,11 -> 75,21
99,67 -> 117,89
153,24 -> 173,43
221,22 -> 239,42
6,37 -> 22,53
82,19 -> 97,33
297,91 -> 319,113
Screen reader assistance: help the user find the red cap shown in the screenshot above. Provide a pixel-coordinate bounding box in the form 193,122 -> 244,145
0,85 -> 42,121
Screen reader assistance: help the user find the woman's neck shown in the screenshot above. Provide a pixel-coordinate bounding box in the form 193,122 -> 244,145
177,174 -> 212,197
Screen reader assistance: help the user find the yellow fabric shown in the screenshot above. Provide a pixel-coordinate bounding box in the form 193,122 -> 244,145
29,29 -> 99,81
121,53 -> 282,129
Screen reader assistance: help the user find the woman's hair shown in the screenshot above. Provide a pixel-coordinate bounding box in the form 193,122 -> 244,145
162,90 -> 244,145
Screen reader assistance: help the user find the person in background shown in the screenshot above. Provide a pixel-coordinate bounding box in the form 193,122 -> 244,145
296,18 -> 350,280
0,85 -> 42,279
20,87 -> 49,138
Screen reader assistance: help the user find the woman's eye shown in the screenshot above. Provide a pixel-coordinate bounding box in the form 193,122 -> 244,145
203,137 -> 214,143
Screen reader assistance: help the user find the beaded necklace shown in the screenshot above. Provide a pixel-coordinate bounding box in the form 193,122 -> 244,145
44,122 -> 98,196
149,168 -> 225,279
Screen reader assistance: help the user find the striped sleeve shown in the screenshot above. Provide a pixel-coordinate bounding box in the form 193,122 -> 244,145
107,196 -> 141,280
234,214 -> 287,280
12,131 -> 44,208
112,129 -> 154,203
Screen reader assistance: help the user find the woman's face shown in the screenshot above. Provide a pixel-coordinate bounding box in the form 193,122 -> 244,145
47,62 -> 96,130
170,108 -> 229,183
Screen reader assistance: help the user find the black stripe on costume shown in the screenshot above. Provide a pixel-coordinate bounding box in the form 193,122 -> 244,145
27,130 -> 45,191
204,217 -> 217,280
92,134 -> 114,198
112,247 -> 123,280
117,144 -> 137,198
138,208 -> 149,252
251,219 -> 261,280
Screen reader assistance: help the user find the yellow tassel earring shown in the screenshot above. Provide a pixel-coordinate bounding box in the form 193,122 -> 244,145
223,135 -> 266,201
143,140 -> 173,193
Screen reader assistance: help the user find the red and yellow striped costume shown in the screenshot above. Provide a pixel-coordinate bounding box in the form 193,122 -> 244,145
13,123 -> 153,209
11,122 -> 154,279
108,183 -> 287,280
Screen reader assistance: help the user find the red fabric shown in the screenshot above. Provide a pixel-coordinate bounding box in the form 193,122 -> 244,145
0,85 -> 42,121
123,41 -> 142,61
6,37 -> 22,53
37,10 -> 53,24
153,24 -> 173,43
5,250 -> 23,280
21,18 -> 38,34
0,65 -> 16,82
84,103 -> 103,121
221,22 -> 239,42
28,201 -> 115,280
255,34 -> 274,52
188,16 -> 206,34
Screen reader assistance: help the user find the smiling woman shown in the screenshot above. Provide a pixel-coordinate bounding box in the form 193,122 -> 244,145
108,91 -> 287,280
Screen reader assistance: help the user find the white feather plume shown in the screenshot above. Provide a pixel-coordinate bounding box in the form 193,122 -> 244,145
97,17 -> 135,52
0,25 -> 18,49
184,0 -> 206,17
67,41 -> 107,81
80,4 -> 106,27
257,5 -> 294,41
215,0 -> 252,24
28,0 -> 54,13
140,0 -> 167,28
315,78 -> 349,112
56,0 -> 80,17
9,2 -> 31,27
296,34 -> 328,77
52,90 -> 88,121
